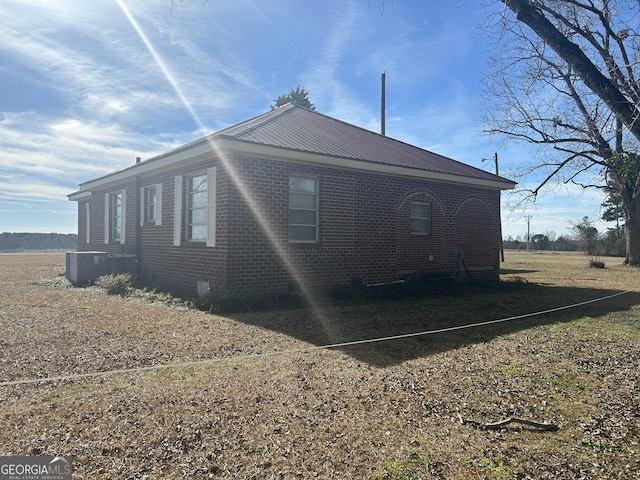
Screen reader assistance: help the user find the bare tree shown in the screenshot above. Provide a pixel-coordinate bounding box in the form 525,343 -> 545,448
572,215 -> 600,258
485,0 -> 640,265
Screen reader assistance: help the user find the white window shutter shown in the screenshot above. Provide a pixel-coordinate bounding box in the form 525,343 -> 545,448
173,176 -> 183,246
104,193 -> 109,244
85,202 -> 91,244
206,167 -> 217,247
155,183 -> 163,226
140,187 -> 145,227
120,189 -> 126,244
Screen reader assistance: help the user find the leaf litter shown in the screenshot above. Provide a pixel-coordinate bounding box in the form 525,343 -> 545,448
0,252 -> 639,479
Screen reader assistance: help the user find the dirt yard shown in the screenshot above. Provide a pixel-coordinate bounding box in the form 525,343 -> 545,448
0,251 -> 638,479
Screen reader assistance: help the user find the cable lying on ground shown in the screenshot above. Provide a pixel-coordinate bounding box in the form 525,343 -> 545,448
0,290 -> 631,387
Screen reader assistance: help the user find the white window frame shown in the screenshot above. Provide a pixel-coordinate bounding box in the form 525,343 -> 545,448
410,202 -> 431,235
289,175 -> 318,243
105,190 -> 126,244
141,184 -> 162,226
173,169 -> 216,246
173,176 -> 183,246
187,173 -> 208,242
85,202 -> 90,244
206,167 -> 217,247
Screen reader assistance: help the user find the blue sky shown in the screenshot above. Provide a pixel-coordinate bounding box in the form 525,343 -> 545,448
0,0 -> 609,240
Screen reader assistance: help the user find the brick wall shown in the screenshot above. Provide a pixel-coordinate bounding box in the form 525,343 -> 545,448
77,154 -> 502,294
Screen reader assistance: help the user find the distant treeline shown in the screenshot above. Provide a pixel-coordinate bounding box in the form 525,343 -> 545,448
0,232 -> 78,252
503,228 -> 626,257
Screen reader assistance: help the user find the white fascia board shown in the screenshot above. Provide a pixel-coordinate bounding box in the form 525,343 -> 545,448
68,135 -> 516,202
217,137 -> 517,191
67,191 -> 92,201
67,138 -> 222,201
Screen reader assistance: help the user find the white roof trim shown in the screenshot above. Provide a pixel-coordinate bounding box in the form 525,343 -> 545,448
68,136 -> 516,200
218,137 -> 516,191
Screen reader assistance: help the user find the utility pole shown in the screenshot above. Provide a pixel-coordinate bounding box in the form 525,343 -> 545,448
380,71 -> 386,136
482,152 -> 505,262
526,215 -> 532,251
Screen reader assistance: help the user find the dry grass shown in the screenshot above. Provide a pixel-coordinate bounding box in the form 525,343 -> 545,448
0,251 -> 639,479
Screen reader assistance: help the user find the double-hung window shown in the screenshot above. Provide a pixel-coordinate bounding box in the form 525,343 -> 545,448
289,176 -> 318,242
105,190 -> 125,244
410,202 -> 431,234
141,184 -> 162,226
187,174 -> 208,242
144,186 -> 157,224
110,192 -> 123,241
173,168 -> 216,247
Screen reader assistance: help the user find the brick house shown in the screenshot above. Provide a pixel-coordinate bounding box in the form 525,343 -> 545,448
68,104 -> 515,295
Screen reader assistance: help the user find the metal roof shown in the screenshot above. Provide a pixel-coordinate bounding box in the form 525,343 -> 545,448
218,103 -> 512,184
70,104 -> 515,197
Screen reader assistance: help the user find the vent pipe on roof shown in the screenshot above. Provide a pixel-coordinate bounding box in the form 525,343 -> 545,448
381,71 -> 386,136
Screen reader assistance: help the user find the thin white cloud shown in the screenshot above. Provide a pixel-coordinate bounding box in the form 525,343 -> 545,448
0,180 -> 72,203
304,2 -> 364,115
0,0 -> 614,236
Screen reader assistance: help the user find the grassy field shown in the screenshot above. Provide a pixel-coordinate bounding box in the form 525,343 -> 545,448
0,251 -> 638,479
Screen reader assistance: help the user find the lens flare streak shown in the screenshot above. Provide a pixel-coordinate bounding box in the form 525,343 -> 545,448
116,0 -> 333,337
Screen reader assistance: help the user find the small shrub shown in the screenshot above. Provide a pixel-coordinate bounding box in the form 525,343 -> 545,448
33,273 -> 71,288
130,286 -> 193,308
95,273 -> 132,296
194,290 -> 281,313
589,259 -> 605,269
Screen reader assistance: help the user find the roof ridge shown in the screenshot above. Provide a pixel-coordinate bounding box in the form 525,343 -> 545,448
287,105 -> 450,159
218,103 -> 297,138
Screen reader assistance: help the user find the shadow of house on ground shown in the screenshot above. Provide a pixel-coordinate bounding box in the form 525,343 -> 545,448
228,284 -> 640,368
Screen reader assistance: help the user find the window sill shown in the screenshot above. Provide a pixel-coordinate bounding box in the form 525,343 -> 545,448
288,241 -> 320,250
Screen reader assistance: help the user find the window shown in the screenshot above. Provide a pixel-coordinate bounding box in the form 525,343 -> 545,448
144,186 -> 157,224
187,174 -> 208,241
105,190 -> 125,244
289,176 -> 318,242
410,202 -> 431,234
85,202 -> 90,244
142,184 -> 162,226
174,168 -> 216,247
110,192 -> 123,241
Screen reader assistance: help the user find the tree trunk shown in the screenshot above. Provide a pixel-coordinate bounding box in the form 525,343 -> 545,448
502,0 -> 640,146
625,200 -> 640,266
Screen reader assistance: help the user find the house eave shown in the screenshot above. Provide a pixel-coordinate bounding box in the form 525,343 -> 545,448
67,191 -> 91,201
68,136 -> 516,201
68,138 -> 222,199
217,137 -> 517,191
